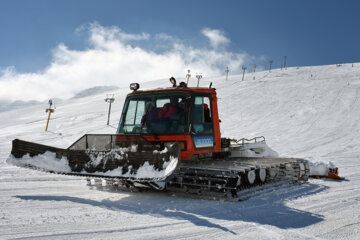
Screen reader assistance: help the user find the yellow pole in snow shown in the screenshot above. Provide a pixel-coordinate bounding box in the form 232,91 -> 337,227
45,99 -> 55,131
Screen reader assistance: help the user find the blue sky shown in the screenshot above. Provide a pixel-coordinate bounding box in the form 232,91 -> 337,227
1,0 -> 360,101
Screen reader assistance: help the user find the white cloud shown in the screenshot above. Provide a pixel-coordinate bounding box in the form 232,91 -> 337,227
0,23 -> 258,102
201,28 -> 230,49
87,22 -> 150,48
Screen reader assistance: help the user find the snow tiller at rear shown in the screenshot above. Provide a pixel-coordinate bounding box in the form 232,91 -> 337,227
9,77 -> 310,200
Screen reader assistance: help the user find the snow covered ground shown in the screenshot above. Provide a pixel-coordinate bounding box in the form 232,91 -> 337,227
1,63 -> 360,239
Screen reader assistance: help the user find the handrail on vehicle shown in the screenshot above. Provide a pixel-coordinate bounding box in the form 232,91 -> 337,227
231,136 -> 266,146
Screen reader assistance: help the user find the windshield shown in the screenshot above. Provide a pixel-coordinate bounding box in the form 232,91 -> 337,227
118,92 -> 191,134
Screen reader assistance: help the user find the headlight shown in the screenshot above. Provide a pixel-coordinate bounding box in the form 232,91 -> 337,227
130,83 -> 140,91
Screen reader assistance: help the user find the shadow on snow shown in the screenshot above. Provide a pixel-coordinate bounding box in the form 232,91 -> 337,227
15,182 -> 327,235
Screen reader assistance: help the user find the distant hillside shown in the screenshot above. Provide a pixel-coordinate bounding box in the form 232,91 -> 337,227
0,98 -> 64,113
72,86 -> 119,99
0,100 -> 40,112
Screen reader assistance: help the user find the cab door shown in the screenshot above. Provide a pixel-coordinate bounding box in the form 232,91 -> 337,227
191,95 -> 215,151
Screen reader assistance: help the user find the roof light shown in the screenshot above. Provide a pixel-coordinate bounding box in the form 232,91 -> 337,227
179,82 -> 187,88
169,77 -> 176,87
130,83 -> 140,91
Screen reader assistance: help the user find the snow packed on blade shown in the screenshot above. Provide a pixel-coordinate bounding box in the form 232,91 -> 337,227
7,152 -> 178,180
8,138 -> 180,181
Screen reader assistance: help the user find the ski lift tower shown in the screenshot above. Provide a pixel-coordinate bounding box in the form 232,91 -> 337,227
269,60 -> 273,72
45,99 -> 55,131
242,66 -> 247,81
105,94 -> 115,125
283,56 -> 287,70
225,66 -> 229,80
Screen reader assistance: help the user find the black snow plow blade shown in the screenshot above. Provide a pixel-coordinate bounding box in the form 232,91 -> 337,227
8,134 -> 180,183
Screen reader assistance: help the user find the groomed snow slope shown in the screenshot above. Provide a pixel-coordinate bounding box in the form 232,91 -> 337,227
1,63 -> 360,239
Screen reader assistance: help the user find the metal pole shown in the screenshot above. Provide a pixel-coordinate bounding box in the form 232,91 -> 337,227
107,101 -> 112,125
269,60 -> 273,72
186,69 -> 191,85
284,56 -> 287,70
105,95 -> 115,125
196,73 -> 202,87
225,66 -> 229,80
253,64 -> 256,80
45,99 -> 54,131
45,111 -> 52,131
242,67 -> 247,81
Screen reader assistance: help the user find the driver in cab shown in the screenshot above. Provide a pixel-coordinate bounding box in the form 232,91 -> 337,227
158,97 -> 179,119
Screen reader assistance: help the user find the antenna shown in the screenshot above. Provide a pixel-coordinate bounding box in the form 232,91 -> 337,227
196,73 -> 202,87
186,69 -> 191,85
105,94 -> 115,125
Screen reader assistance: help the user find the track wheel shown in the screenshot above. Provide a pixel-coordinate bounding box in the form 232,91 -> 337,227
285,163 -> 293,171
268,167 -> 277,179
298,163 -> 305,177
258,168 -> 266,183
247,170 -> 256,184
236,175 -> 242,187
